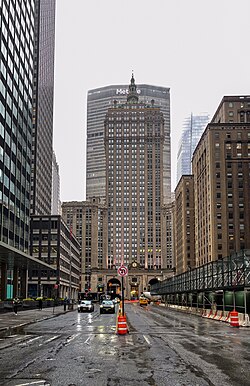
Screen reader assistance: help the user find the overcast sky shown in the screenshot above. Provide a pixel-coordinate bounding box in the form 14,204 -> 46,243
53,0 -> 250,202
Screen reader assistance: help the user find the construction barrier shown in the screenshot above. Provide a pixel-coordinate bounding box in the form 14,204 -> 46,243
212,310 -> 218,319
202,309 -> 212,318
221,311 -> 231,323
238,313 -> 245,326
214,310 -> 222,320
230,310 -> 239,327
117,315 -> 128,335
242,314 -> 250,327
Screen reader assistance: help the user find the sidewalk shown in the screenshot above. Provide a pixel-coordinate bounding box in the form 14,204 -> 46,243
0,305 -> 74,336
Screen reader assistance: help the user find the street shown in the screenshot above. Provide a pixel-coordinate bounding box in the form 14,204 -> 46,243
0,303 -> 249,386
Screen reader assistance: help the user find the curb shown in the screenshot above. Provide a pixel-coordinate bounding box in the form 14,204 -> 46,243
0,309 -> 72,336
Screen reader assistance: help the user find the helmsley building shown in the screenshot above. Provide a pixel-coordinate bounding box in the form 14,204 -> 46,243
62,75 -> 174,299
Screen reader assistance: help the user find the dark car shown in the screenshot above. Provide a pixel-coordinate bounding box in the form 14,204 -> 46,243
100,300 -> 115,314
78,300 -> 94,313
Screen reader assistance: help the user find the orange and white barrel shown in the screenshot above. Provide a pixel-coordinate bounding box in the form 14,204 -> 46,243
230,310 -> 239,327
117,315 -> 128,335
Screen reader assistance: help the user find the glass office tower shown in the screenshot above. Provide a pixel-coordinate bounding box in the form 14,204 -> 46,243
176,113 -> 209,184
31,0 -> 56,215
87,81 -> 171,203
0,0 -> 35,252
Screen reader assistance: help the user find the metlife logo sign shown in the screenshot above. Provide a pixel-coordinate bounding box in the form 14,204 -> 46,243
116,88 -> 141,95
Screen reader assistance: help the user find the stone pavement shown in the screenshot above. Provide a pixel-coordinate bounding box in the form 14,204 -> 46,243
0,305 -> 74,336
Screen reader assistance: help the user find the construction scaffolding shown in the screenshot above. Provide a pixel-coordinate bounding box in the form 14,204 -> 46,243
151,250 -> 250,314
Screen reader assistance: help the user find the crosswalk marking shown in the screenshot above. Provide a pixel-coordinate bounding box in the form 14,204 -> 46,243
143,334 -> 151,345
39,335 -> 59,346
11,381 -> 46,386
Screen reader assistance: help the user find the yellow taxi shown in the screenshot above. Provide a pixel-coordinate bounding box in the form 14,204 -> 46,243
139,297 -> 148,306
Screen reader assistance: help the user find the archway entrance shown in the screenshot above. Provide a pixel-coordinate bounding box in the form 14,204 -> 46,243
130,285 -> 139,300
148,278 -> 159,292
107,278 -> 121,299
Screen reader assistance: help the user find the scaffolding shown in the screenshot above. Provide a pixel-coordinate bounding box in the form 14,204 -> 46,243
151,250 -> 250,295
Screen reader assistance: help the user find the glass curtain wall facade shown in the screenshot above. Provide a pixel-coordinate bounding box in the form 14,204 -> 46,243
87,83 -> 171,203
31,0 -> 56,215
0,0 -> 35,252
176,113 -> 209,184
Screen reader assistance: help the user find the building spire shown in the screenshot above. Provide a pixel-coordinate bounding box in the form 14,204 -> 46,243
127,71 -> 139,103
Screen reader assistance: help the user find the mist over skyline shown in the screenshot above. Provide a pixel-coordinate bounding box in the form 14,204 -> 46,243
53,0 -> 250,202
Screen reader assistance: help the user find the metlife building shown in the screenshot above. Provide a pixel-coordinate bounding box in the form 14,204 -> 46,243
86,83 -> 171,203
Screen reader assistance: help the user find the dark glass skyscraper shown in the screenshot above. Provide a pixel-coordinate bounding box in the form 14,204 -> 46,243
0,0 -> 56,301
0,0 -> 35,252
31,0 -> 56,215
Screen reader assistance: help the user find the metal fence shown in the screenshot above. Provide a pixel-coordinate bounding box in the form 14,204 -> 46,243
151,250 -> 250,295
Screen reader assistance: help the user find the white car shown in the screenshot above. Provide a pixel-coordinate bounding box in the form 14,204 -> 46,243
78,300 -> 94,313
100,300 -> 115,314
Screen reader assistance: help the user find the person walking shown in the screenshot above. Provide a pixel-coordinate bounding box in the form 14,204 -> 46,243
13,297 -> 20,315
63,297 -> 67,312
38,298 -> 43,310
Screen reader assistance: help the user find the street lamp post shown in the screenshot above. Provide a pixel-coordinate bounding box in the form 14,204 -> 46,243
69,242 -> 72,301
86,265 -> 91,291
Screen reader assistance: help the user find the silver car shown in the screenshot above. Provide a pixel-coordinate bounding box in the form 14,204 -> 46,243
78,300 -> 94,313
100,300 -> 115,314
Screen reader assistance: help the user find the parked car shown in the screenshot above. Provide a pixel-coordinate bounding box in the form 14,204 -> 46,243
78,300 -> 94,313
100,300 -> 115,314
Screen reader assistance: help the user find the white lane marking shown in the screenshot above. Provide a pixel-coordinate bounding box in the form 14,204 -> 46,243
143,334 -> 151,345
19,336 -> 41,345
39,335 -> 59,346
66,333 -> 80,344
125,336 -> 134,346
14,381 -> 45,386
84,335 -> 92,345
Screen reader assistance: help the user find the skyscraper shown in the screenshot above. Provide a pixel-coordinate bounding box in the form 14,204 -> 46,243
0,0 -> 34,253
31,0 -> 56,215
104,75 -> 167,270
176,113 -> 209,184
192,96 -> 250,266
51,151 -> 61,215
0,0 -> 54,300
87,81 -> 171,203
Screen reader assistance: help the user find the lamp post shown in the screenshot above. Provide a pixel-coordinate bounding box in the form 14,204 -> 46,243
86,265 -> 91,292
69,243 -> 72,301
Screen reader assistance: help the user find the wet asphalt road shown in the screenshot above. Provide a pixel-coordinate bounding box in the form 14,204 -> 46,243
0,303 -> 249,386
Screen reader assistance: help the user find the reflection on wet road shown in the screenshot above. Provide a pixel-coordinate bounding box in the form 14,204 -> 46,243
0,303 -> 249,386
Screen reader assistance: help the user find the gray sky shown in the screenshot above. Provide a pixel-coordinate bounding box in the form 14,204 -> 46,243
53,0 -> 250,202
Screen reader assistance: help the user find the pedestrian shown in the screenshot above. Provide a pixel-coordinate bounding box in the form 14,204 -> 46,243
38,298 -> 43,310
63,297 -> 67,311
13,296 -> 20,315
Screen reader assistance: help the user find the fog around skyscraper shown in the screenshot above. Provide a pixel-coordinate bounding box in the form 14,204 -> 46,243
176,113 -> 210,184
53,0 -> 250,201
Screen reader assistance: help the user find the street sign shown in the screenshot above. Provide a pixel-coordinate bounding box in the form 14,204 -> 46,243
117,265 -> 128,277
